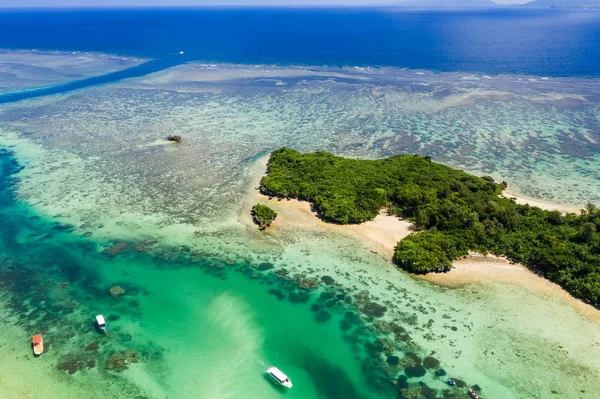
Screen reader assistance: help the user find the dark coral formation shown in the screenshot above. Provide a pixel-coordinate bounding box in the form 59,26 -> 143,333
105,350 -> 140,372
267,288 -> 285,300
353,290 -> 387,318
288,291 -> 310,303
86,341 -> 99,351
423,356 -> 440,369
435,368 -> 447,377
109,285 -> 126,296
404,364 -> 427,378
256,262 -> 274,271
386,355 -> 400,366
132,240 -> 158,252
315,310 -> 332,323
296,274 -> 320,290
102,242 -> 129,257
321,275 -> 335,285
58,356 -> 87,375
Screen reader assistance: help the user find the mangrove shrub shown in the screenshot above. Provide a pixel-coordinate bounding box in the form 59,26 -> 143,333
260,148 -> 600,306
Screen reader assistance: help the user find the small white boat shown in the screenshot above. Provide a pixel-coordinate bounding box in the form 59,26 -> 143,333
267,366 -> 293,388
96,315 -> 106,331
179,51 -> 185,55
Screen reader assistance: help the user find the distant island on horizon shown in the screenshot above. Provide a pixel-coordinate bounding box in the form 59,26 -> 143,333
394,0 -> 600,9
518,0 -> 600,8
395,0 -> 600,8
395,0 -> 498,7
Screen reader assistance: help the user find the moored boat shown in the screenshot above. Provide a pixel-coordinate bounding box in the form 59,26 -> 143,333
96,314 -> 107,331
469,388 -> 480,399
32,334 -> 43,356
267,366 -> 293,388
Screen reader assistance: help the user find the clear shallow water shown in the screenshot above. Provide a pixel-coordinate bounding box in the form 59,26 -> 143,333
1,63 -> 598,223
0,53 -> 599,399
0,50 -> 145,95
2,145 -> 599,399
0,149 -> 391,399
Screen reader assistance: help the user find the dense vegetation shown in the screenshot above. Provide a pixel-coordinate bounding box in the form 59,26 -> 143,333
261,148 -> 600,306
251,204 -> 278,230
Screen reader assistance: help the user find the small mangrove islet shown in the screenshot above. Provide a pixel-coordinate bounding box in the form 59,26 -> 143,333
166,135 -> 182,143
260,148 -> 600,306
251,204 -> 278,230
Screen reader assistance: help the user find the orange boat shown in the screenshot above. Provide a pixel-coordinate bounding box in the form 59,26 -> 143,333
32,334 -> 43,356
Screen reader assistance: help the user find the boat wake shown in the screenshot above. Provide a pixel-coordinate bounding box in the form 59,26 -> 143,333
197,292 -> 269,398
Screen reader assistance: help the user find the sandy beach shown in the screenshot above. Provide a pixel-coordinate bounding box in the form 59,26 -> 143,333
240,156 -> 413,260
420,253 -> 600,323
241,155 -> 600,323
502,189 -> 581,214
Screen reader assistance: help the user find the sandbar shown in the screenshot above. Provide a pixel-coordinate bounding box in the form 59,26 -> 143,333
502,189 -> 581,214
420,253 -> 600,323
241,155 -> 600,323
240,156 -> 413,260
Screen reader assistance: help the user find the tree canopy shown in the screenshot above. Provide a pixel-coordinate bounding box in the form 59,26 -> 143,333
251,204 -> 278,230
260,148 -> 600,306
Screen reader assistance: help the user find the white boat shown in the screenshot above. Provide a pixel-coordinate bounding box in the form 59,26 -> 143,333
96,315 -> 106,331
267,366 -> 293,388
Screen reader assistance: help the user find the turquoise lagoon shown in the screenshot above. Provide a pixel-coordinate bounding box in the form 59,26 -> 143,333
0,54 -> 600,398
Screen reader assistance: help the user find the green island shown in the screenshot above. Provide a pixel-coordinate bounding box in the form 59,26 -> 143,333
260,148 -> 600,306
251,204 -> 278,230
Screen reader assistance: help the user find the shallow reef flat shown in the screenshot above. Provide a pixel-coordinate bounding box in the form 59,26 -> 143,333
0,61 -> 599,398
1,62 -> 598,237
0,50 -> 145,94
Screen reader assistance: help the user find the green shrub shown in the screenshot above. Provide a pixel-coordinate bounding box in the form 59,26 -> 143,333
261,148 -> 600,306
251,204 -> 277,230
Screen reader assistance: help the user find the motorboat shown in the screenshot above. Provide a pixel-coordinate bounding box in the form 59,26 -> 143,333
469,388 -> 480,399
267,366 -> 293,388
32,334 -> 43,356
96,314 -> 107,331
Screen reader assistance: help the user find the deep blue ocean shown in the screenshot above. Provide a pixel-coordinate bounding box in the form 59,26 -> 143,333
0,7 -> 599,77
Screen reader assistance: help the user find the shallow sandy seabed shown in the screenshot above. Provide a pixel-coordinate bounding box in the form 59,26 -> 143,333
242,155 -> 600,324
0,50 -> 145,94
237,158 -> 600,399
420,255 -> 600,324
0,301 -> 154,399
502,189 -> 582,214
2,60 -> 600,233
0,56 -> 600,398
240,156 -> 413,260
